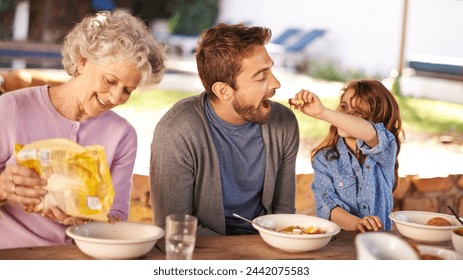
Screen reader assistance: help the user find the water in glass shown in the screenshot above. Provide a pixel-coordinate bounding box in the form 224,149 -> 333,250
166,234 -> 195,260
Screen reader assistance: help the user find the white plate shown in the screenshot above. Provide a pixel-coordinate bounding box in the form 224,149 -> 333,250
355,232 -> 420,260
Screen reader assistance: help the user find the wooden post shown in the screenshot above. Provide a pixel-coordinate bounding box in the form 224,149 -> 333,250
398,0 -> 409,76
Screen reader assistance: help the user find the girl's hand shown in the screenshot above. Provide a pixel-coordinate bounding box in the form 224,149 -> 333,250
1,164 -> 48,205
288,89 -> 325,118
42,205 -> 92,226
357,216 -> 383,232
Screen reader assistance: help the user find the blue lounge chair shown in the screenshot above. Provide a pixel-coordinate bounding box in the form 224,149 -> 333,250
271,28 -> 301,45
285,29 -> 326,52
267,28 -> 327,72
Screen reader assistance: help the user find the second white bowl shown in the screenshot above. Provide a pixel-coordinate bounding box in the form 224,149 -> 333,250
390,210 -> 461,243
252,214 -> 340,253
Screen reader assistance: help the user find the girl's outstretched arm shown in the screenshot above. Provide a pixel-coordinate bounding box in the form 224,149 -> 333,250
289,89 -> 378,148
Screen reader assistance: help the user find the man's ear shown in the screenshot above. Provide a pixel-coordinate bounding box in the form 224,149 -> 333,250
212,82 -> 233,101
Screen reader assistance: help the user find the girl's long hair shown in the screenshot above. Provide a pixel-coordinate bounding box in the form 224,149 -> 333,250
310,79 -> 405,190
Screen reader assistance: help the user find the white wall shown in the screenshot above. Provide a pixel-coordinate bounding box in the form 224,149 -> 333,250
218,0 -> 463,77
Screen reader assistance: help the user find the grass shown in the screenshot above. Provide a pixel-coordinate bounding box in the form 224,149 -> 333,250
397,96 -> 463,134
125,89 -> 196,110
123,89 -> 463,142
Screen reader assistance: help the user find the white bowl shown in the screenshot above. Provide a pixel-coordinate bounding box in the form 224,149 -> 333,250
417,245 -> 462,260
389,210 -> 461,243
355,232 -> 419,260
252,214 -> 340,253
452,228 -> 463,255
66,221 -> 164,259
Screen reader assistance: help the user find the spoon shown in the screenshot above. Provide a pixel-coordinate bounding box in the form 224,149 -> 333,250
447,205 -> 463,226
232,213 -> 275,230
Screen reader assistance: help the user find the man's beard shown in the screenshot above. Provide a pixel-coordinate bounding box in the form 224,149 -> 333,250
232,94 -> 271,124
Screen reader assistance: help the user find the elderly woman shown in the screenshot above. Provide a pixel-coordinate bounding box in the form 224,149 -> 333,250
0,11 -> 166,249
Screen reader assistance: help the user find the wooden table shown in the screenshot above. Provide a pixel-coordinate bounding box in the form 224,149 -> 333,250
158,230 -> 360,260
0,230 -> 454,260
0,243 -> 166,260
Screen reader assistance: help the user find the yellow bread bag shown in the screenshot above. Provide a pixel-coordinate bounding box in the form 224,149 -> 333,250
14,138 -> 114,221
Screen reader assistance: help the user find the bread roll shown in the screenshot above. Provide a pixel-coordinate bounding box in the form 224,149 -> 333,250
426,217 -> 452,226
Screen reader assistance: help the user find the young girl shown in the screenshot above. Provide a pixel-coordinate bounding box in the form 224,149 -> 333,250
289,79 -> 404,232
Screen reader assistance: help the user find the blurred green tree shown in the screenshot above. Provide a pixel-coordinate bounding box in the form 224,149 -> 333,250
168,0 -> 218,35
130,0 -> 172,22
129,0 -> 217,35
0,0 -> 15,38
0,0 -> 15,11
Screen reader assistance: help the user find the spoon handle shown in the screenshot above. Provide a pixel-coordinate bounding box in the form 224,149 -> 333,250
232,213 -> 275,230
232,213 -> 254,224
447,205 -> 463,226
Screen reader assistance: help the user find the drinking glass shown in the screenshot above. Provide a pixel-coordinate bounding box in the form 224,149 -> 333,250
165,214 -> 198,260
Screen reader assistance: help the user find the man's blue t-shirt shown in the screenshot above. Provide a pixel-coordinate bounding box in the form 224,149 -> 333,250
205,98 -> 266,234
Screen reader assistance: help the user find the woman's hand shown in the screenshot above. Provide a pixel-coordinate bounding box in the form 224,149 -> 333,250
41,206 -> 92,226
357,216 -> 383,232
1,164 -> 48,205
107,213 -> 122,224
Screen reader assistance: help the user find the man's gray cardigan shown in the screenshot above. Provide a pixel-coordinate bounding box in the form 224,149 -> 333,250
150,92 -> 300,235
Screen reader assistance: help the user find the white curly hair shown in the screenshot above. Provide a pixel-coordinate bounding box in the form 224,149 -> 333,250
61,11 -> 166,89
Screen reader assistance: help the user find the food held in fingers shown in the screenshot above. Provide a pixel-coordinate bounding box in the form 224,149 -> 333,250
289,98 -> 305,109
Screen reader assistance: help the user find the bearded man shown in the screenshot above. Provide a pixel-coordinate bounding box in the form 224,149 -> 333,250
150,23 -> 300,235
